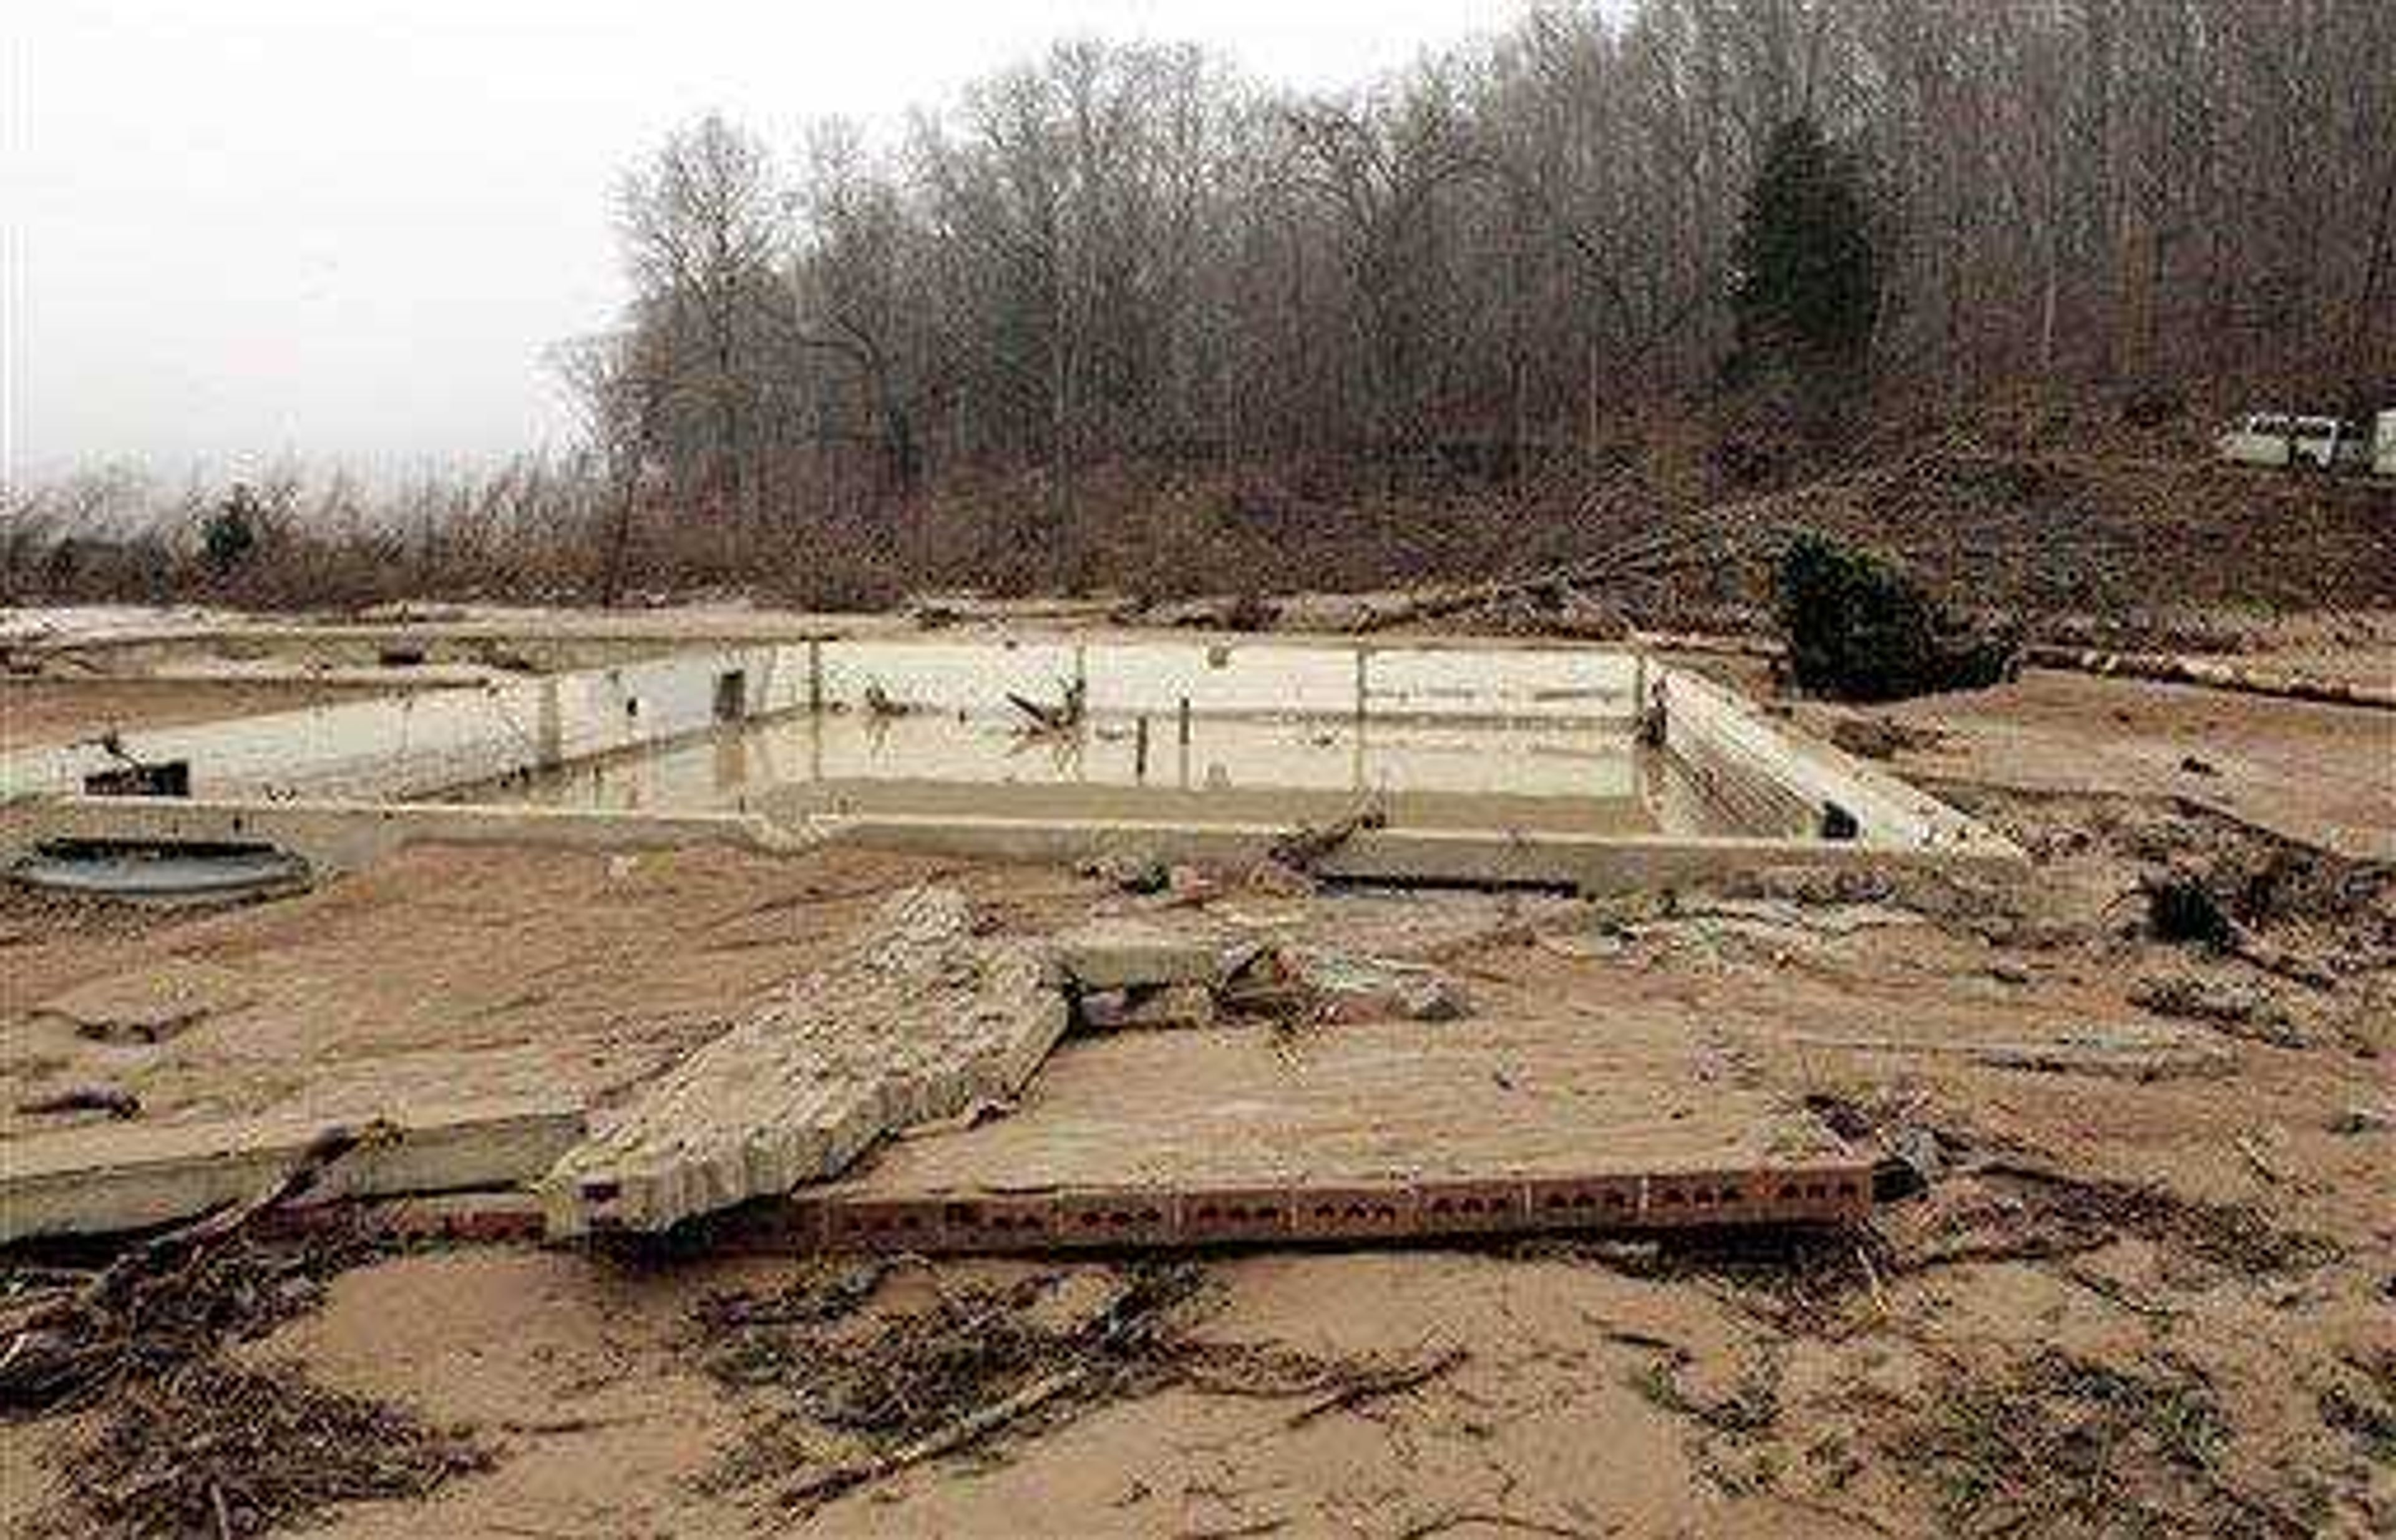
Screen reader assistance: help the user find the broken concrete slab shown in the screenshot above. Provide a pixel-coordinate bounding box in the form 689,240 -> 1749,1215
0,1095 -> 585,1241
1077,982 -> 1217,1033
30,958 -> 256,1043
540,884 -> 1069,1239
1288,949 -> 1471,1023
1048,918 -> 1220,991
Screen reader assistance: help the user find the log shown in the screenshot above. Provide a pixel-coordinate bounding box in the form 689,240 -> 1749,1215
2021,645 -> 2395,711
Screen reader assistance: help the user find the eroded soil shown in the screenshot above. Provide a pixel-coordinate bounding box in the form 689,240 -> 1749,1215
3,656 -> 2392,1538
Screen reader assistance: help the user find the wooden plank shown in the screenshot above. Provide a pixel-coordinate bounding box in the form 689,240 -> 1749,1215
1,1096 -> 584,1242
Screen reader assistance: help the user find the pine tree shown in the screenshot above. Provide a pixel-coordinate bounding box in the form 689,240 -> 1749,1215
1726,117 -> 1883,392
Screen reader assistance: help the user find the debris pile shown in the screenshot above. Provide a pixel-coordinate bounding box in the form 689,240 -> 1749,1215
2,1131 -> 490,1536
1,1129 -> 375,1413
699,1262 -> 1209,1506
696,1259 -> 1469,1508
57,1360 -> 490,1538
1892,1350 -> 2297,1538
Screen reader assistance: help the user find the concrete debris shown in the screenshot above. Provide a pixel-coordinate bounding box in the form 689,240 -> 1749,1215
1288,950 -> 1471,1023
1077,850 -> 1170,895
2,1097 -> 585,1242
1049,919 -> 1220,992
14,1083 -> 142,1121
1076,982 -> 1216,1033
2127,971 -> 2301,1045
540,885 -> 1068,1238
31,960 -> 255,1044
2329,1103 -> 2392,1136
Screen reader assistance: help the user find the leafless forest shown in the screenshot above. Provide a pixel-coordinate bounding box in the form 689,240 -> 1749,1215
12,0 -> 2395,615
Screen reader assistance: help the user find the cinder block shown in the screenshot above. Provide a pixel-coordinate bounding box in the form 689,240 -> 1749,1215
1525,1174 -> 1642,1230
1178,1186 -> 1295,1243
1753,1166 -> 1871,1222
827,1197 -> 949,1250
1416,1178 -> 1531,1234
1054,1189 -> 1178,1247
778,1194 -> 832,1250
1288,1182 -> 1416,1241
937,1194 -> 1060,1251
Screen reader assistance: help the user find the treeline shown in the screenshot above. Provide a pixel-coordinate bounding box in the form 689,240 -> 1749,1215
568,0 -> 2395,531
10,0 -> 2390,613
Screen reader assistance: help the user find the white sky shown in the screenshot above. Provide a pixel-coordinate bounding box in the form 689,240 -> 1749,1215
6,1 -> 1519,488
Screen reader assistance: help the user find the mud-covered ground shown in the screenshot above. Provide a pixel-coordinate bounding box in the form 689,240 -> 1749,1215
2,638 -> 2390,1538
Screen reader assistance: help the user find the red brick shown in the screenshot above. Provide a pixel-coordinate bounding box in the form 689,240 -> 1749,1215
1178,1186 -> 1296,1244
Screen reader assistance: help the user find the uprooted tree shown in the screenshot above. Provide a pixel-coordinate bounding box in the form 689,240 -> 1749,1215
1775,532 -> 2013,702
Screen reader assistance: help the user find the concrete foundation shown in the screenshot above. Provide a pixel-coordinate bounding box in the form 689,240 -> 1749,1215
2,633 -> 2025,892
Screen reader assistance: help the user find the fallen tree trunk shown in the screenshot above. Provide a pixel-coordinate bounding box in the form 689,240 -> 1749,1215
2020,646 -> 2396,711
1634,631 -> 2392,712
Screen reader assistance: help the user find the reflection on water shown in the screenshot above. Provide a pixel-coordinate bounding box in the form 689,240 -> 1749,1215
461,708 -> 1749,837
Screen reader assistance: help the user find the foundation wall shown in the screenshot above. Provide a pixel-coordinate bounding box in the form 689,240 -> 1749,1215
2,636 -> 2025,889
1656,663 -> 2000,852
1,645 -> 809,804
816,637 -> 1643,723
805,812 -> 2029,894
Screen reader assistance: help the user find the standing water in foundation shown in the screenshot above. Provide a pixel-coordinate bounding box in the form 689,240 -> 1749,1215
463,706 -> 1752,837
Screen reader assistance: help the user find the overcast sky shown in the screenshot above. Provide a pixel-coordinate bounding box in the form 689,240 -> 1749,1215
6,1 -> 1517,489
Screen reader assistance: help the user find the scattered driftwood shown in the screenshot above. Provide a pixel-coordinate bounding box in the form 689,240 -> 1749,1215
1617,630 -> 2390,714
782,1366 -> 1091,1504
1266,801 -> 1388,875
1,1123 -> 380,1413
14,1084 -> 141,1120
1345,520 -> 1717,636
2132,870 -> 2338,988
1285,1345 -> 1467,1427
1006,678 -> 1087,734
59,1360 -> 490,1538
706,1264 -> 1486,1510
700,1264 -> 1207,1508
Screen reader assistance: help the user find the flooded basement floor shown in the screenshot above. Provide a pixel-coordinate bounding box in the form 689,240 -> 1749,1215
460,708 -> 1753,837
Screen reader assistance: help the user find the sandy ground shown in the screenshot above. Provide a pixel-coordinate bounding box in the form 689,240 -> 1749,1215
0,844 -> 1092,1136
3,647 -> 2392,1537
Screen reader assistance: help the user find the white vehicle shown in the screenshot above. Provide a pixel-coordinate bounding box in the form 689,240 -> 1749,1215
2214,411 -> 2369,470
2379,409 -> 2396,477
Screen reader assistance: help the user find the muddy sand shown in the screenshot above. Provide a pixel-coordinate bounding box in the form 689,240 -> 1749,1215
2,662 -> 2391,1538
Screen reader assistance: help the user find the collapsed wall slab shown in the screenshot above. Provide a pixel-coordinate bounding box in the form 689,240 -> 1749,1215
538,885 -> 1068,1237
0,1096 -> 585,1242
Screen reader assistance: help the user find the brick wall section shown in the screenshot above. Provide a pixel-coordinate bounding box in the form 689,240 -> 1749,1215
761,1162 -> 1872,1255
